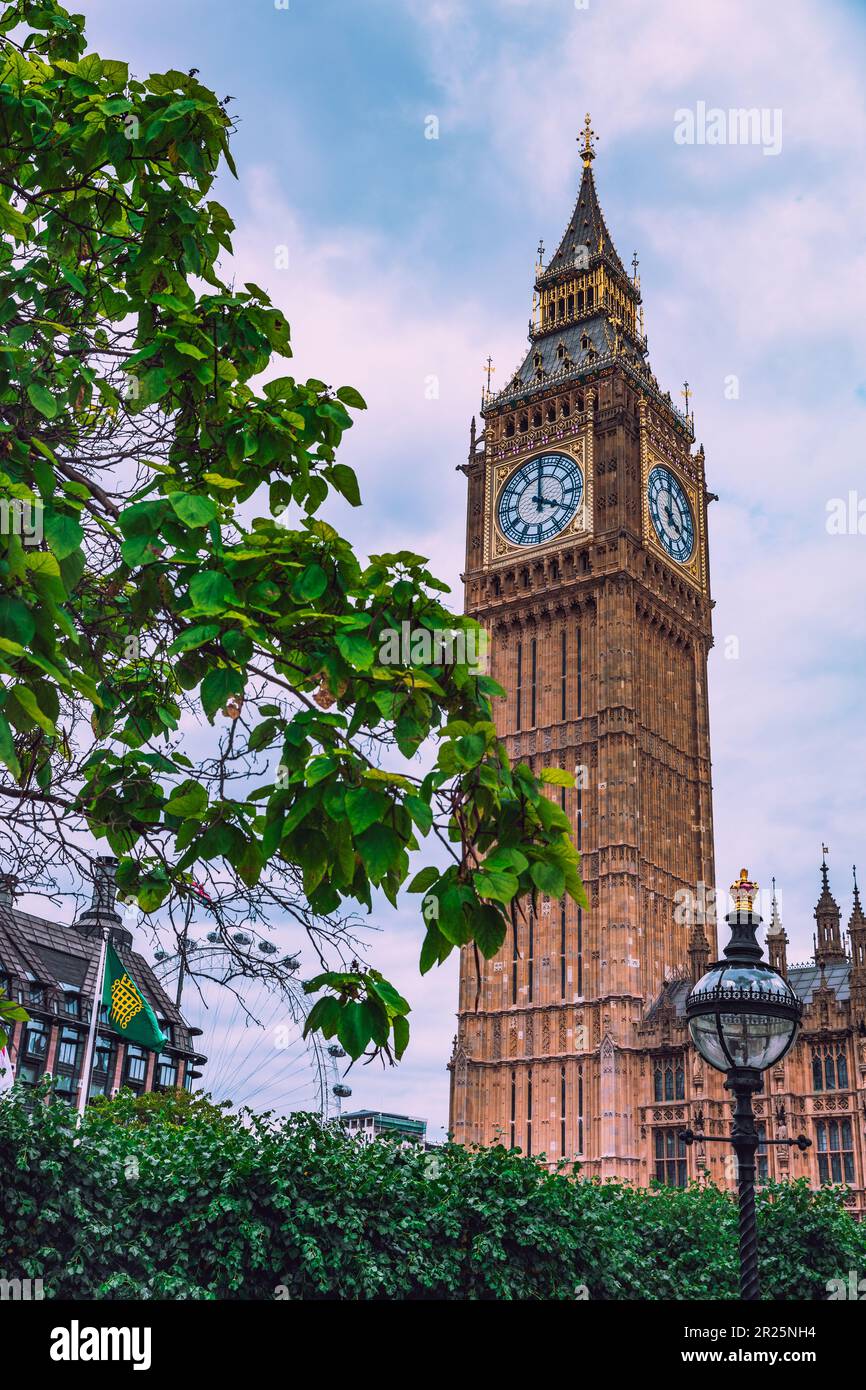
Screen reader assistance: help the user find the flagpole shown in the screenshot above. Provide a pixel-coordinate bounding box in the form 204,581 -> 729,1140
76,925 -> 109,1125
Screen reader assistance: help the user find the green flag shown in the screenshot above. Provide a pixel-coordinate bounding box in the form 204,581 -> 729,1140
102,942 -> 167,1051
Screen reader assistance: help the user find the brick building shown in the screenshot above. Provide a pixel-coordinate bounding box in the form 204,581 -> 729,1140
0,858 -> 205,1102
448,119 -> 866,1214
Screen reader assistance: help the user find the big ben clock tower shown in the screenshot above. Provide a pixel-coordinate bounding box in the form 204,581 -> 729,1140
449,119 -> 717,1182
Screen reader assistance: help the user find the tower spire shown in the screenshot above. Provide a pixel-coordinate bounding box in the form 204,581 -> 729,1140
814,846 -> 847,968
849,864 -> 866,1022
766,876 -> 789,978
579,112 -> 597,168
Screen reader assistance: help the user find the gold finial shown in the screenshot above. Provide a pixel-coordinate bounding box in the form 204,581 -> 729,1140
579,113 -> 597,168
482,355 -> 495,396
731,867 -> 759,912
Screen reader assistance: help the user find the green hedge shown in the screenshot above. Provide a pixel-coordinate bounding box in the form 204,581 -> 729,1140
1,1087 -> 863,1300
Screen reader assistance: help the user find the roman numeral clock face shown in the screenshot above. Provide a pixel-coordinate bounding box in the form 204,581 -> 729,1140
497,452 -> 583,546
648,464 -> 695,563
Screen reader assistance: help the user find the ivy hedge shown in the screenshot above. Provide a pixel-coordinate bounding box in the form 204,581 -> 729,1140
0,1087 -> 863,1300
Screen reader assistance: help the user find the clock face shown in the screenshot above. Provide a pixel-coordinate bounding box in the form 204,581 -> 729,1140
497,452 -> 583,546
648,464 -> 695,563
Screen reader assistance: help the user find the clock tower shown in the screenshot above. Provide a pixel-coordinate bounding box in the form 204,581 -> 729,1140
450,119 -> 717,1181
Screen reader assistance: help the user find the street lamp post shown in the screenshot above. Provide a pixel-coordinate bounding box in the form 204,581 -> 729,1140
683,870 -> 808,1302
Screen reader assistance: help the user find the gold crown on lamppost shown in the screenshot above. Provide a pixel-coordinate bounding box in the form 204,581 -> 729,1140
731,868 -> 759,912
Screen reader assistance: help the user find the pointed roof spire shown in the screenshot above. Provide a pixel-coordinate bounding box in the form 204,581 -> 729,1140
768,876 -> 783,933
814,844 -> 847,967
849,864 -> 865,928
545,130 -> 628,280
579,113 -> 598,168
766,876 -> 789,978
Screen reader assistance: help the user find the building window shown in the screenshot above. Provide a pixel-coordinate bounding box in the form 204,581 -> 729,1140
28,980 -> 46,1007
156,1054 -> 178,1090
62,992 -> 80,1018
89,1037 -> 117,1099
811,1044 -> 848,1092
654,1129 -> 687,1187
653,1057 -> 686,1103
24,1020 -> 48,1059
756,1121 -> 769,1186
527,909 -> 534,1005
526,1069 -> 533,1156
57,1027 -> 82,1070
509,1069 -> 516,1149
815,1118 -> 855,1185
124,1045 -> 147,1090
511,913 -> 518,1006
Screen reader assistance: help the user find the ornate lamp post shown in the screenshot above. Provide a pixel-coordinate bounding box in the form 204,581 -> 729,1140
683,870 -> 807,1301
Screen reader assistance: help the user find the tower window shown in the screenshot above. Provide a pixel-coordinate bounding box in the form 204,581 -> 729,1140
576,623 -> 582,715
567,293 -> 574,316
546,404 -> 556,423
577,289 -> 584,312
515,639 -> 523,731
526,1069 -> 533,1156
557,298 -> 564,321
577,1063 -> 584,1154
530,636 -> 537,726
505,416 -> 515,438
560,628 -> 567,720
528,907 -> 534,1005
560,399 -> 570,418
577,905 -> 583,995
560,900 -> 567,999
532,408 -> 542,428
580,333 -> 589,351
511,911 -> 519,1006
560,1064 -> 567,1161
519,414 -> 528,434
586,287 -> 594,309
510,1069 -> 516,1148
576,393 -> 585,413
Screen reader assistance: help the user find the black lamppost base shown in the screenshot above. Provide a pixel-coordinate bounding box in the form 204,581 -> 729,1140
725,1067 -> 763,1302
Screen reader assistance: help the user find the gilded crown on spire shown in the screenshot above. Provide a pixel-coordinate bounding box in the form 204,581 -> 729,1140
731,868 -> 759,912
579,113 -> 597,168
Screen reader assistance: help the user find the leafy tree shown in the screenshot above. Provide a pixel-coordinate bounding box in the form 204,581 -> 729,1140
0,0 -> 584,1060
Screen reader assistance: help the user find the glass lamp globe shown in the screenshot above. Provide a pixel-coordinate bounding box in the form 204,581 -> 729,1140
686,869 -> 803,1075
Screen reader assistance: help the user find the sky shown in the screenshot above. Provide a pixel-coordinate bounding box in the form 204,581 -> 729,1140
45,0 -> 866,1135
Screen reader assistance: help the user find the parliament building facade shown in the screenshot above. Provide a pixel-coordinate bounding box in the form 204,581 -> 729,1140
448,121 -> 866,1214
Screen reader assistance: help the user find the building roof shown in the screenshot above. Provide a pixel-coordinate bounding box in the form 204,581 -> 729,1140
0,901 -> 193,1038
647,958 -> 853,1024
546,164 -> 628,280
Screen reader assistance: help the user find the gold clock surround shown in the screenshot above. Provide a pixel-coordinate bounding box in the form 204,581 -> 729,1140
485,434 -> 592,564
